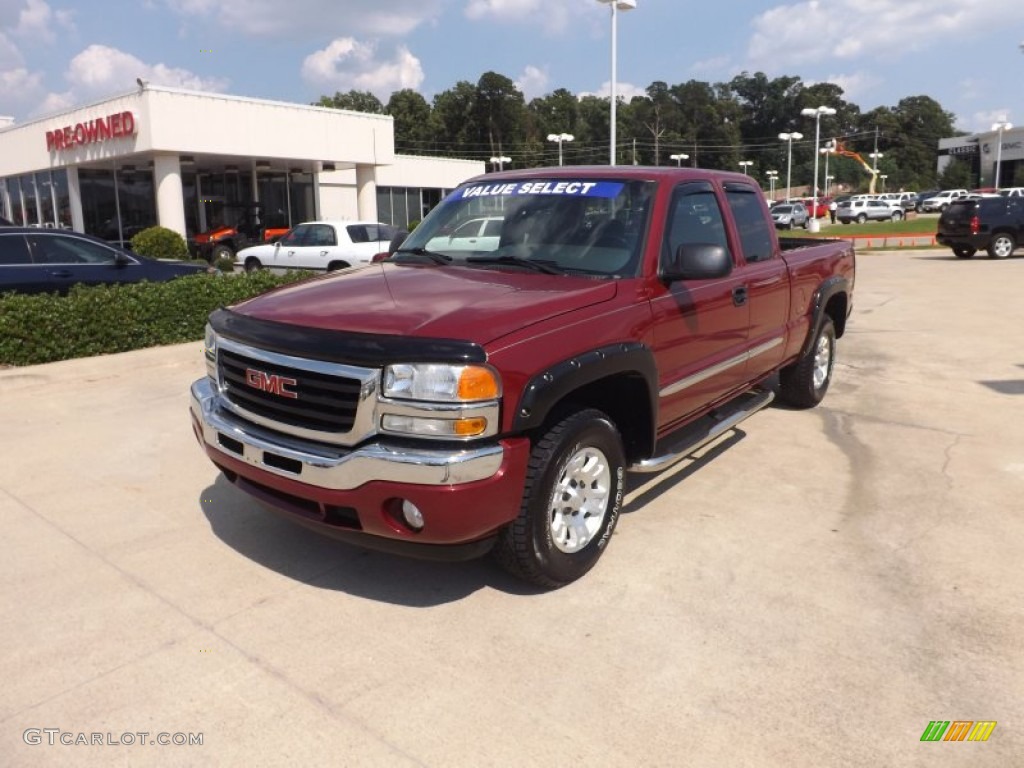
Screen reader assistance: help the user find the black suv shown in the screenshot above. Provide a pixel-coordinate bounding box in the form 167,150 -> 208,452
937,197 -> 1023,259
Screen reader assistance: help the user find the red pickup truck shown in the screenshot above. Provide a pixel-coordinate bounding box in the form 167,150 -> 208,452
190,167 -> 854,587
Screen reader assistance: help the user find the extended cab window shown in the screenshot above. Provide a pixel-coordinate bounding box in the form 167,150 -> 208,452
662,182 -> 731,268
724,184 -> 775,263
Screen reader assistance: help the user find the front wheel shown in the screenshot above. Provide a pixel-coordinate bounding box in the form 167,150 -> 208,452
211,244 -> 233,263
891,210 -> 903,221
856,213 -> 867,224
244,257 -> 262,272
779,316 -> 836,408
494,409 -> 625,588
988,233 -> 1016,259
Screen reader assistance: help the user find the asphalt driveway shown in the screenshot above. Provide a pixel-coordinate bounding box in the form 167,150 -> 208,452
2,248 -> 1022,766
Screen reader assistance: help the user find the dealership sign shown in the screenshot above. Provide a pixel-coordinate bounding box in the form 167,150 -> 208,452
45,111 -> 137,151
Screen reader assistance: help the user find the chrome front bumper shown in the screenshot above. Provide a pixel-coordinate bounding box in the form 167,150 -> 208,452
190,378 -> 505,490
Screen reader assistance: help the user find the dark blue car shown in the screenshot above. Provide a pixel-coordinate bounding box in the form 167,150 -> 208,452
0,228 -> 208,294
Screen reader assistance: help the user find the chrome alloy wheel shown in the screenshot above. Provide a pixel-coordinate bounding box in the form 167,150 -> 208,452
992,236 -> 1014,259
549,447 -> 611,554
813,332 -> 834,390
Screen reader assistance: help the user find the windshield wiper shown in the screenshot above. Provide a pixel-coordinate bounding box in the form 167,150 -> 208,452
464,255 -> 563,274
393,247 -> 452,264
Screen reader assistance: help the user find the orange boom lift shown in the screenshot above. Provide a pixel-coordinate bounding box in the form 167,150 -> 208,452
829,141 -> 881,194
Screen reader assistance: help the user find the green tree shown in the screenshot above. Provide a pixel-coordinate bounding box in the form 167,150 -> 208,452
387,89 -> 433,151
473,71 -> 527,159
315,90 -> 385,114
938,157 -> 973,189
431,81 -> 478,156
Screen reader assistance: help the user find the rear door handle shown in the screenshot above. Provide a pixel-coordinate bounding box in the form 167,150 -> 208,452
48,270 -> 72,278
732,285 -> 748,307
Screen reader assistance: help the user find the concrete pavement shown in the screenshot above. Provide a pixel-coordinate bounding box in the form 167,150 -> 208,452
2,248 -> 1023,766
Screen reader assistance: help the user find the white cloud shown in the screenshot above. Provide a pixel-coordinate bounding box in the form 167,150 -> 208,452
747,0 -> 1024,69
0,30 -> 23,69
301,38 -> 424,96
811,72 -> 880,102
167,0 -> 442,38
580,80 -> 647,102
958,109 -> 1014,134
64,44 -> 229,93
515,65 -> 549,100
465,0 -> 580,34
13,0 -> 74,43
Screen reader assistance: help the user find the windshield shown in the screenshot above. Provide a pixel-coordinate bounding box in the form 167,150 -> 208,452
397,179 -> 655,277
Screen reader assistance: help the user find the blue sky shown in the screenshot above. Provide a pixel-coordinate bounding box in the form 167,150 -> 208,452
2,0 -> 1023,134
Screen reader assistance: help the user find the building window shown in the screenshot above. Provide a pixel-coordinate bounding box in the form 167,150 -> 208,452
51,169 -> 72,229
8,177 -> 24,225
20,174 -> 39,226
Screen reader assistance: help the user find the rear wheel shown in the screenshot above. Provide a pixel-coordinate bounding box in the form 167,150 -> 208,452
494,409 -> 625,588
891,210 -> 903,221
211,244 -> 233,263
779,316 -> 836,408
953,246 -> 976,259
856,213 -> 867,224
988,233 -> 1016,259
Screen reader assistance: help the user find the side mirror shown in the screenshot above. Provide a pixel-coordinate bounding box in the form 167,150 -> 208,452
661,243 -> 732,281
387,230 -> 410,255
114,251 -> 132,266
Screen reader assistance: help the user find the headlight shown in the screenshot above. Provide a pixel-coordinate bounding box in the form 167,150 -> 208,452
383,364 -> 500,402
204,323 -> 217,379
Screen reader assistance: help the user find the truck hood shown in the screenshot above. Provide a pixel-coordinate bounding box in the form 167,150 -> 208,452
194,226 -> 236,243
232,263 -> 618,346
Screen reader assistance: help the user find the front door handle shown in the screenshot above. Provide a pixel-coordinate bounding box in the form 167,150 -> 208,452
49,270 -> 72,278
732,285 -> 748,307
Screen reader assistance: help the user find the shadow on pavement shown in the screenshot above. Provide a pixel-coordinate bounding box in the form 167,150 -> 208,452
199,474 -> 544,606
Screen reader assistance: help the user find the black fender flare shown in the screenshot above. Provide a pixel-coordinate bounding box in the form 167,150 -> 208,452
511,342 -> 658,434
801,276 -> 850,356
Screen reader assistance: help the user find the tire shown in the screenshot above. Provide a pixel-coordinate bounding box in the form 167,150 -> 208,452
940,204 -> 949,212
211,244 -> 233,263
244,257 -> 262,272
987,233 -> 1016,259
891,210 -> 903,222
841,220 -> 850,225
953,246 -> 975,259
779,316 -> 836,409
787,221 -> 794,230
802,219 -> 810,230
494,409 -> 625,588
326,260 -> 350,272
856,213 -> 867,224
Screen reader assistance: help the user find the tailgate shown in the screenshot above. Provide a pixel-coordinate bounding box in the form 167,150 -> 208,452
938,202 -> 977,234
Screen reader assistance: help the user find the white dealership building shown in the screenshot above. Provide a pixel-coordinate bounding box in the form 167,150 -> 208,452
0,84 -> 483,244
938,124 -> 1024,188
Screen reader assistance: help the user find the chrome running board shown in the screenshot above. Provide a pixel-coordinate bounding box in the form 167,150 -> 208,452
628,389 -> 775,473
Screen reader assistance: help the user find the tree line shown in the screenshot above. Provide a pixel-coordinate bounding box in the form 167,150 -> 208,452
316,71 -> 967,194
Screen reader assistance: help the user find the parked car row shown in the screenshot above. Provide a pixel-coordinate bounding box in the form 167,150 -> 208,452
233,220 -> 398,272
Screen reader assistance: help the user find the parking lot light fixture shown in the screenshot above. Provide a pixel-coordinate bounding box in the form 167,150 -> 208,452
489,156 -> 511,172
778,132 -> 803,202
669,152 -> 689,167
766,170 -> 778,200
802,106 -> 836,233
546,133 -> 575,166
738,160 -> 753,175
879,174 -> 888,192
992,120 -> 1013,188
596,0 -> 637,165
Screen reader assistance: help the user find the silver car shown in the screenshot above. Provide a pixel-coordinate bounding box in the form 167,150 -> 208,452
771,203 -> 809,229
836,199 -> 899,224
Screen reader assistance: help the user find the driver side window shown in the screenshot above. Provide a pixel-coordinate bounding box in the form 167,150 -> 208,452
662,183 -> 731,269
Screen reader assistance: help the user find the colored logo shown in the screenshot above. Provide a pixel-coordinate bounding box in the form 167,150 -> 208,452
245,368 -> 298,399
920,721 -> 997,742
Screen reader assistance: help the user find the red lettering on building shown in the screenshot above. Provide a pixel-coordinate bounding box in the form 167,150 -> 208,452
44,111 -> 138,151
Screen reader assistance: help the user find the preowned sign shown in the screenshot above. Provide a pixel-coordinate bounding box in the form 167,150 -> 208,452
46,111 -> 137,151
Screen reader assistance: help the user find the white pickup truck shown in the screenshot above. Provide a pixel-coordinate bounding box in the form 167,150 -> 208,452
921,189 -> 969,212
234,220 -> 398,272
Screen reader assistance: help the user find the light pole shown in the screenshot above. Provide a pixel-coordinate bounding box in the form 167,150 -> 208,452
489,156 -> 511,172
738,160 -> 753,175
802,106 -> 836,232
669,153 -> 689,167
879,174 -> 888,192
820,139 -> 834,196
546,133 -> 575,166
992,120 -> 1012,188
778,132 -> 803,202
824,174 -> 834,197
868,150 -> 883,177
597,0 -> 637,165
766,170 -> 778,201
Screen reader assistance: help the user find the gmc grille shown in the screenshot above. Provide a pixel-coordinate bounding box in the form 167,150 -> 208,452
219,348 -> 362,433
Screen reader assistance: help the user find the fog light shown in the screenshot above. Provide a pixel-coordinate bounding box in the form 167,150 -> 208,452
401,499 -> 424,531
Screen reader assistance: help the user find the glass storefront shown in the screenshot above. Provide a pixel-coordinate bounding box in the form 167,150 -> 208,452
376,186 -> 449,228
77,166 -> 156,244
0,170 -> 72,228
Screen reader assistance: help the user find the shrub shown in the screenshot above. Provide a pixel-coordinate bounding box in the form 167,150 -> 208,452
0,271 -> 309,367
130,226 -> 190,260
214,256 -> 236,273
406,219 -> 421,231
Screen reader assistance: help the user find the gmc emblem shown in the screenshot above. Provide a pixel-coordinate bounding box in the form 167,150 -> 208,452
244,368 -> 298,399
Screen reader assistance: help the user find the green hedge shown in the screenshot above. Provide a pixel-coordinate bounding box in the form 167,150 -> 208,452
130,226 -> 190,260
0,271 -> 308,367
